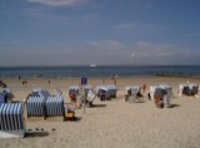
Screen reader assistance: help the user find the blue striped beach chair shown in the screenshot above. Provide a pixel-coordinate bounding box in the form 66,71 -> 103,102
26,96 -> 46,117
0,103 -> 25,138
46,96 -> 65,117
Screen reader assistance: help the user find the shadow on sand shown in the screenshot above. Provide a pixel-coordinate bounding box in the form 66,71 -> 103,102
91,104 -> 107,108
25,131 -> 49,138
64,116 -> 82,122
169,104 -> 180,108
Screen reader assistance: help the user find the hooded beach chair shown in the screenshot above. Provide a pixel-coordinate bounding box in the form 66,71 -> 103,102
125,86 -> 142,102
26,88 -> 51,118
106,85 -> 117,98
149,85 -> 172,108
95,85 -> 112,101
0,103 -> 25,138
32,88 -> 51,100
26,96 -> 46,117
179,83 -> 199,96
45,96 -> 65,117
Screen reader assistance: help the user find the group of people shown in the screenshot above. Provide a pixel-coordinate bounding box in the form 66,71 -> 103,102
69,86 -> 96,109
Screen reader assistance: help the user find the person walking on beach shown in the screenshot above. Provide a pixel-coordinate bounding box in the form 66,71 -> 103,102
142,84 -> 146,94
112,74 -> 118,86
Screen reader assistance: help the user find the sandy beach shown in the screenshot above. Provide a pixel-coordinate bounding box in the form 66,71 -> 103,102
1,76 -> 200,148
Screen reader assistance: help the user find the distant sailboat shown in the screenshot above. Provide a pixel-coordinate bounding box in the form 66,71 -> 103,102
90,64 -> 97,68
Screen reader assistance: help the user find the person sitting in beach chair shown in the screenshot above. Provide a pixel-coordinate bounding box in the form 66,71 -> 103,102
125,89 -> 132,102
125,86 -> 144,103
85,89 -> 96,107
154,88 -> 170,108
148,85 -> 170,108
69,91 -> 77,107
0,88 -> 14,103
76,88 -> 92,108
154,94 -> 164,108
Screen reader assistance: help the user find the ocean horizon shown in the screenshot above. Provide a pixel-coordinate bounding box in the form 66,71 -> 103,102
1,65 -> 200,79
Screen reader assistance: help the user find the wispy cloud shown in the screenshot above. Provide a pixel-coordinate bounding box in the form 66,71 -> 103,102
87,40 -> 126,55
128,41 -> 200,65
184,33 -> 200,38
26,0 -> 89,6
113,23 -> 137,31
1,40 -> 200,66
132,41 -> 184,57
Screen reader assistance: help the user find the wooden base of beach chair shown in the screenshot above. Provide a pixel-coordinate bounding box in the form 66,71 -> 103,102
46,116 -> 64,121
0,130 -> 25,138
26,116 -> 45,121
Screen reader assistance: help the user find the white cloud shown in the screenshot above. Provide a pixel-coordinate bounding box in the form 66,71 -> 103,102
26,0 -> 89,6
133,41 -> 176,57
88,40 -> 125,51
113,23 -> 137,31
1,39 -> 199,66
131,52 -> 135,57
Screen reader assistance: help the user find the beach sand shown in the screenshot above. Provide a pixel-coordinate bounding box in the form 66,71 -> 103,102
1,76 -> 200,148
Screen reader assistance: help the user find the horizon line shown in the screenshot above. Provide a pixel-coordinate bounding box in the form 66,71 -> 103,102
0,64 -> 200,68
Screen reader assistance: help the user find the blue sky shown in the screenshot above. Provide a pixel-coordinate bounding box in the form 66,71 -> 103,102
0,0 -> 200,66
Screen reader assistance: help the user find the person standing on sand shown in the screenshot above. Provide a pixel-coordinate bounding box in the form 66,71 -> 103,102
18,75 -> 21,81
111,74 -> 118,86
48,80 -> 51,88
142,84 -> 146,94
22,80 -> 28,87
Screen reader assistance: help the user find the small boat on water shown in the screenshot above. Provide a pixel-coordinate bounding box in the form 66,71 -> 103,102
90,64 -> 97,68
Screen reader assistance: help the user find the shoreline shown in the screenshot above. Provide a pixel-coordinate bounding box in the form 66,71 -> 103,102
1,74 -> 200,80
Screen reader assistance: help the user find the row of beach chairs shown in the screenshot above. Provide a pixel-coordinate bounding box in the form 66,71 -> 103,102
26,96 -> 65,118
0,83 -> 199,138
68,84 -> 117,102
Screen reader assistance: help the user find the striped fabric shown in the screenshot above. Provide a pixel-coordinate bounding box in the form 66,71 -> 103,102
26,96 -> 46,117
0,103 -> 24,131
46,96 -> 64,116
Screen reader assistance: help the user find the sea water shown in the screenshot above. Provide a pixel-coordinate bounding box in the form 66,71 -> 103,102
0,65 -> 200,79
